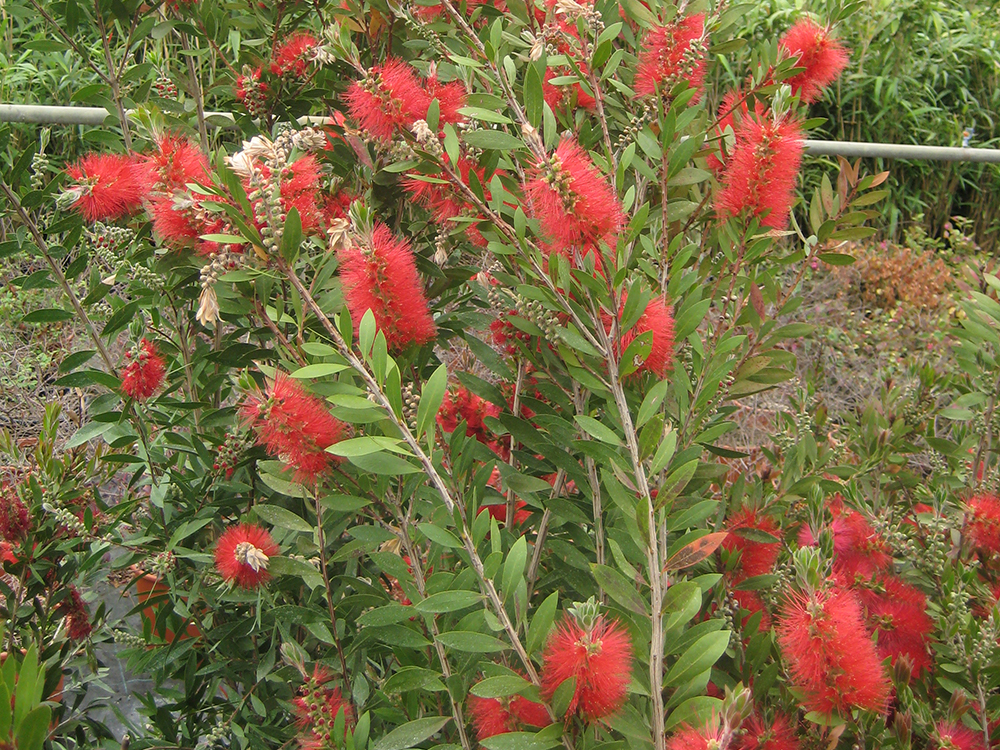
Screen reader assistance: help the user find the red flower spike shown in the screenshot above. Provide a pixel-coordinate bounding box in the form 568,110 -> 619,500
777,587 -> 890,716
338,223 -> 437,350
271,33 -> 317,77
468,689 -> 549,740
524,138 -> 623,255
966,493 -> 1000,557
137,135 -> 211,195
235,67 -> 268,116
65,153 -> 144,222
426,74 -> 467,128
437,385 -> 502,450
724,507 -> 781,579
345,58 -> 431,141
779,19 -> 849,104
716,115 -> 803,230
737,714 -> 801,750
240,373 -> 346,484
932,721 -> 987,750
540,615 -> 632,722
0,483 -> 31,543
542,67 -> 597,113
121,338 -> 166,401
635,15 -> 707,100
214,523 -> 279,589
63,586 -> 92,641
619,298 -> 675,377
853,575 -> 933,676
665,724 -> 724,750
828,498 -> 892,579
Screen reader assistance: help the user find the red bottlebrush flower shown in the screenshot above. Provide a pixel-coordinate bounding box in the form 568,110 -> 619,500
779,19 -> 849,104
64,153 -> 143,222
618,297 -> 675,377
666,724 -> 725,750
214,523 -> 279,589
932,721 -> 987,750
481,500 -> 532,527
427,73 -> 467,128
542,67 -> 597,112
437,385 -> 501,449
121,338 -> 166,401
635,15 -> 707,100
724,507 -> 781,579
293,667 -> 355,748
829,500 -> 892,580
62,585 -> 92,640
414,0 -> 486,20
737,714 -> 801,750
854,575 -> 933,676
270,33 -> 317,77
716,114 -> 803,230
468,686 -> 550,739
966,493 -> 1000,557
240,373 -> 346,483
338,223 -> 437,350
524,138 -> 623,254
148,194 -> 227,255
732,589 -> 772,631
137,134 -> 210,195
403,156 -> 488,245
345,58 -> 431,141
776,587 -> 890,716
0,483 -> 30,542
540,615 -> 632,722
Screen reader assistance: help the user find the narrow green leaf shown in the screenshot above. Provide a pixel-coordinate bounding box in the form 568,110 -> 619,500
372,717 -> 451,750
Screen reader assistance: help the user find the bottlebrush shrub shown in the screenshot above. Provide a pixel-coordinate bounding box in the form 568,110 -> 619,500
11,0 -> 988,748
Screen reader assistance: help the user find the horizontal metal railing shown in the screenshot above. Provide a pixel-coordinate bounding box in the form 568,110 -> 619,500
2,103 -> 1000,164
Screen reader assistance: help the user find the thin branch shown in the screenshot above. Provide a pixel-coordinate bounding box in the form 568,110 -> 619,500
0,179 -> 117,375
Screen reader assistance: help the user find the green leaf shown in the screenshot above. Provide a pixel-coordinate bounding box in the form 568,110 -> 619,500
357,604 -> 413,627
253,505 -> 313,533
817,252 -> 855,266
290,363 -> 349,378
416,363 -> 448,445
575,415 -> 623,445
383,667 -> 446,694
526,592 -> 558,655
14,705 -> 51,750
328,436 -> 410,457
21,308 -> 73,323
470,675 -> 532,699
502,535 -> 528,598
281,207 -> 302,263
663,696 -> 722,731
462,130 -> 524,151
524,65 -> 544,127
663,631 -> 729,687
435,631 -> 509,652
413,590 -> 484,614
590,564 -> 647,614
347,452 -> 421,475
58,349 -> 96,372
268,556 -> 325,588
418,523 -> 463,549
480,732 -> 560,750
636,379 -> 669,428
372,717 -> 451,750
65,421 -> 113,449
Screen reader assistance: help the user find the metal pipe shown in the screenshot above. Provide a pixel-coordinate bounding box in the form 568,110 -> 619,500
2,104 -> 1000,164
803,139 -> 1000,164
